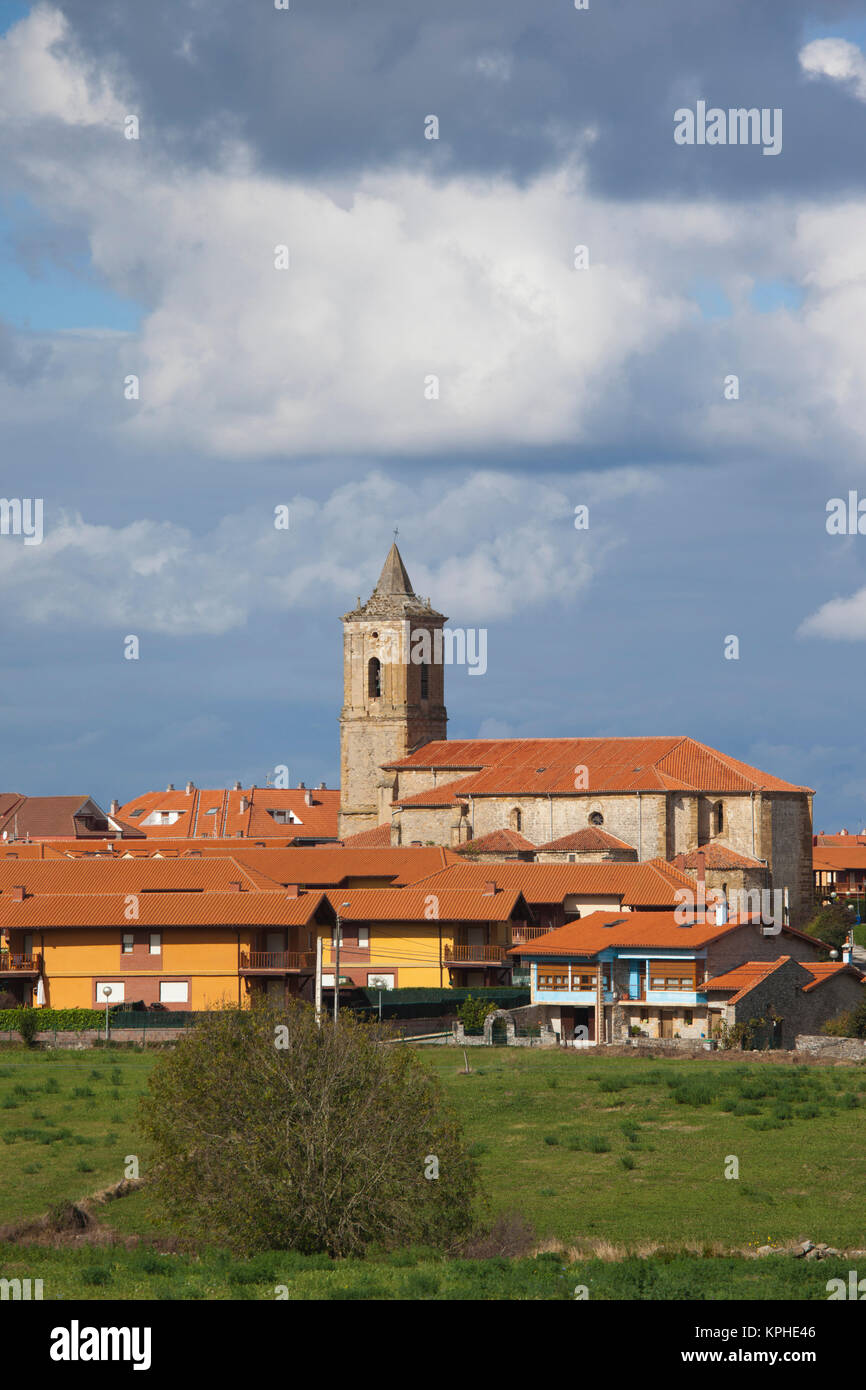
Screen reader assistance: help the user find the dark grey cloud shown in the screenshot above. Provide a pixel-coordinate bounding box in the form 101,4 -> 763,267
55,0 -> 866,197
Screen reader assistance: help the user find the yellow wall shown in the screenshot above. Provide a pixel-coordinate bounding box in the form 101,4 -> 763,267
37,928 -> 246,1010
324,919 -> 512,988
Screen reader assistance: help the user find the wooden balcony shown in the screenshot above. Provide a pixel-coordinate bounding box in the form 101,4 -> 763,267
0,952 -> 40,977
510,925 -> 553,946
445,944 -> 509,966
239,951 -> 315,974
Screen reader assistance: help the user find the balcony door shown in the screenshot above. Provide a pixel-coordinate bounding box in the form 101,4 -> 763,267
467,926 -> 485,948
265,932 -> 285,955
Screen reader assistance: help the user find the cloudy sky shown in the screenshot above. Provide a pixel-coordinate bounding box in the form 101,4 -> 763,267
1,0 -> 866,830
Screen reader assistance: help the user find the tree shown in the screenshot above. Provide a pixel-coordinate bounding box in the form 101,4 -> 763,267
139,1001 -> 478,1257
803,900 -> 852,953
457,994 -> 498,1033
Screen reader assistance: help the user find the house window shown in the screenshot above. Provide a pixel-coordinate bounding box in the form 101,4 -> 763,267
649,961 -> 697,991
159,981 -> 188,1004
149,933 -> 161,955
368,657 -> 381,698
97,981 -> 125,1003
357,926 -> 369,948
589,811 -> 604,827
368,972 -> 394,989
537,968 -> 570,990
684,1010 -> 693,1026
420,662 -> 429,700
122,933 -> 134,955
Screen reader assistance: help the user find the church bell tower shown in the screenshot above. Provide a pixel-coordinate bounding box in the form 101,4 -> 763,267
338,543 -> 447,839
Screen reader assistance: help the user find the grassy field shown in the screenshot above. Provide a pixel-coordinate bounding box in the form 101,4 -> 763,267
2,1044 -> 865,1299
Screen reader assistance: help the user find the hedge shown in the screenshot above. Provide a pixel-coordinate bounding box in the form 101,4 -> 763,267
0,1008 -> 105,1032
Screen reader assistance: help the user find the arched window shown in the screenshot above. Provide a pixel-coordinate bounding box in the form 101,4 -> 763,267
420,662 -> 429,700
368,657 -> 381,698
510,807 -> 522,832
715,801 -> 723,835
589,811 -> 604,827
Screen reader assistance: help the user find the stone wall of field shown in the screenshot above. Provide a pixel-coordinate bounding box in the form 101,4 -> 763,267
795,1035 -> 866,1061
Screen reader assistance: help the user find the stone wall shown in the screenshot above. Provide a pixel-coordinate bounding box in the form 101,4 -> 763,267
795,1035 -> 866,1061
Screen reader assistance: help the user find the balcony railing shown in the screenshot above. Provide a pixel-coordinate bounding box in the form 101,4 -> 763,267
510,925 -> 553,945
0,952 -> 40,974
239,951 -> 315,972
445,945 -> 509,965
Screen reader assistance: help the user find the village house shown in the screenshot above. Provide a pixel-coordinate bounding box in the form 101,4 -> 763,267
509,908 -> 853,1045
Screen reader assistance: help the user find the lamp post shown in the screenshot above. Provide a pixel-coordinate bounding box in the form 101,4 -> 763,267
333,902 -> 350,1025
102,984 -> 113,1043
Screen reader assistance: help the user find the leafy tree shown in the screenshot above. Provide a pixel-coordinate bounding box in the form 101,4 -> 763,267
457,994 -> 498,1033
139,1001 -> 478,1257
803,900 -> 852,953
17,1009 -> 40,1046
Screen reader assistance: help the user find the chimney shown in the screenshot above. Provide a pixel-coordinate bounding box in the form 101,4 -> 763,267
12,885 -> 25,902
285,884 -> 300,898
298,782 -> 306,790
841,828 -> 849,836
166,783 -> 175,792
482,880 -> 497,896
110,799 -> 119,815
227,881 -> 242,892
318,782 -> 326,790
186,781 -> 195,795
304,790 -> 313,807
233,781 -> 242,791
239,797 -> 248,813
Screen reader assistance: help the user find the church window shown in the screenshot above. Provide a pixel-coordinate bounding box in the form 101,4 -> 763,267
510,808 -> 522,832
368,657 -> 381,698
715,802 -> 723,835
589,811 -> 604,827
420,662 -> 429,700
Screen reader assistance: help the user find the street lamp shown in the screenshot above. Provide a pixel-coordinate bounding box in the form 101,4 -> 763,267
334,902 -> 350,1025
101,984 -> 113,1042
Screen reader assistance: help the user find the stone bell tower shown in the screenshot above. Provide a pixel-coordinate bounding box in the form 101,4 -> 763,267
338,543 -> 447,840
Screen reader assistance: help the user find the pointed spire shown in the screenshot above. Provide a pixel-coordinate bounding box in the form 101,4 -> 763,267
374,542 -> 415,598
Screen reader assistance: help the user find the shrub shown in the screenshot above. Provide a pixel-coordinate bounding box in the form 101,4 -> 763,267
456,995 -> 498,1034
17,1010 -> 40,1047
139,1001 -> 479,1258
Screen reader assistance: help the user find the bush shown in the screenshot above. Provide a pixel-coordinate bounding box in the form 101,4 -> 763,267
456,995 -> 498,1034
0,1007 -> 104,1032
17,1010 -> 40,1047
139,1001 -> 479,1258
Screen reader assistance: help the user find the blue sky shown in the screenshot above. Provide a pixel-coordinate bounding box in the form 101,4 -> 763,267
1,1 -> 866,837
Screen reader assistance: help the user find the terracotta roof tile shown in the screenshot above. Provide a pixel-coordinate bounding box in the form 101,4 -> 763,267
537,828 -> 635,853
386,738 -> 812,795
458,829 -> 536,853
327,887 -> 525,922
680,843 -> 766,870
413,858 -> 693,907
0,890 -> 328,929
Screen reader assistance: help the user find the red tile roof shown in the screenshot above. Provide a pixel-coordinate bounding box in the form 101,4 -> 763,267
116,787 -> 340,841
509,910 -> 826,957
387,737 -> 812,796
703,958 -> 790,1002
0,858 -> 281,896
458,829 -> 536,853
327,887 -> 526,923
800,961 -> 866,992
339,823 -> 393,848
0,795 -> 143,842
813,846 -> 866,873
679,843 -> 765,870
412,858 -> 694,907
0,890 -> 329,929
537,828 -> 635,853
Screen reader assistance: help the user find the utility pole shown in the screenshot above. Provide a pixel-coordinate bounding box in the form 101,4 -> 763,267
333,902 -> 350,1026
314,934 -> 323,1025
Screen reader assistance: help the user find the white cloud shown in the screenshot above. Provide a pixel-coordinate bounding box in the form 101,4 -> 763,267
798,587 -> 866,641
3,7 -> 866,478
799,37 -> 866,101
0,467 -> 639,634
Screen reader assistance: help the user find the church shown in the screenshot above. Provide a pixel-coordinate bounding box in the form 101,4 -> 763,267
338,544 -> 815,927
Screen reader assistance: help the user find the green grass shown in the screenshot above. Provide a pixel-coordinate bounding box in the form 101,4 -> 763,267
2,1045 -> 866,1299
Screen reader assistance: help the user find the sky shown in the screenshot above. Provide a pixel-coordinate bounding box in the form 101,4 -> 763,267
1,0 -> 866,831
